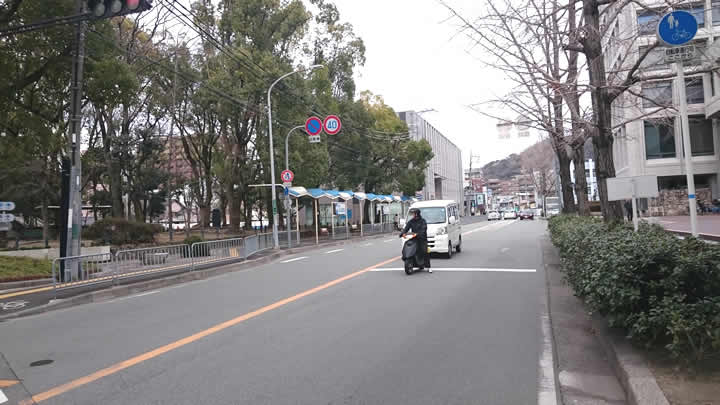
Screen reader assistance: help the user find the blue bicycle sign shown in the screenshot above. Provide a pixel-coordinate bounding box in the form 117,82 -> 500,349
657,11 -> 698,46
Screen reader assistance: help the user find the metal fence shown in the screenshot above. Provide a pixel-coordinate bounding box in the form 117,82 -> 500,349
115,244 -> 193,280
50,224 -> 397,296
192,238 -> 245,267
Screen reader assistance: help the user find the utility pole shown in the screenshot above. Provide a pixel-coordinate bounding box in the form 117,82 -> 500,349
63,0 -> 87,277
167,43 -> 178,242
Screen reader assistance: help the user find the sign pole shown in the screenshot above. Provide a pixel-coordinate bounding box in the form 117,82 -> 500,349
345,200 -> 349,239
675,61 -> 699,237
314,199 -> 319,245
360,200 -> 364,237
296,198 -> 300,244
631,179 -> 639,232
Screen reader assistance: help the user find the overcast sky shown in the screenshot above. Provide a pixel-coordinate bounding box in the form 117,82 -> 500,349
331,0 -> 521,168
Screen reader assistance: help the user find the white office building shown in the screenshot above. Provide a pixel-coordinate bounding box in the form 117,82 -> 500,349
397,111 -> 464,205
607,1 -> 720,200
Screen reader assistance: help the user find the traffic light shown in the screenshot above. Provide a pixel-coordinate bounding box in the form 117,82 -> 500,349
88,0 -> 152,19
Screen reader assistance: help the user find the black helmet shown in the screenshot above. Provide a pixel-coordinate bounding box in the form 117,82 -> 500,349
409,208 -> 420,216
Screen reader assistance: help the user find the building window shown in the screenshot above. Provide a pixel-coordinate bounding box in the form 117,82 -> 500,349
585,169 -> 590,177
497,124 -> 511,139
714,0 -> 720,25
641,81 -> 673,108
679,3 -> 705,28
639,45 -> 667,71
637,11 -> 661,35
517,123 -> 530,137
686,77 -> 704,104
644,119 -> 676,159
688,116 -> 715,156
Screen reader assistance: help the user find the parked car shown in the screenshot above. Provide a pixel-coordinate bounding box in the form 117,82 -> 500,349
519,210 -> 534,220
487,211 -> 501,221
503,210 -> 517,220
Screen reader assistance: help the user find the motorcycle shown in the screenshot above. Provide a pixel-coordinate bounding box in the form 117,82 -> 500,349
401,233 -> 431,275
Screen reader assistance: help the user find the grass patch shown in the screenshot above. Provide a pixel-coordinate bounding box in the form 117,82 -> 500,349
0,256 -> 53,282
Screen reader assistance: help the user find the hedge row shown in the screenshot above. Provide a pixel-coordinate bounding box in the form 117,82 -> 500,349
548,215 -> 720,362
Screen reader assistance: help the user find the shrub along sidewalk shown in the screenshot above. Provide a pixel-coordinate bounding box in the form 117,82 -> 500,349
548,215 -> 720,404
549,215 -> 720,362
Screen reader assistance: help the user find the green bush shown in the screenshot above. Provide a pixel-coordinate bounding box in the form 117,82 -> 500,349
548,215 -> 720,363
84,218 -> 162,246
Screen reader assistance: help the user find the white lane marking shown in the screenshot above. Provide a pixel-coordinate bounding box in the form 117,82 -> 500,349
133,291 -> 160,298
281,256 -> 309,263
501,248 -> 510,253
538,300 -> 559,404
362,243 -> 373,247
0,388 -> 8,404
383,239 -> 396,243
324,249 -> 344,254
370,268 -> 536,273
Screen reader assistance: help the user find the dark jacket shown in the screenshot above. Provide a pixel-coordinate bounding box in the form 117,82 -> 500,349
402,216 -> 427,239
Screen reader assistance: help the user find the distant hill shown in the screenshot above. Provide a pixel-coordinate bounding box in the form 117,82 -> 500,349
481,154 -> 523,180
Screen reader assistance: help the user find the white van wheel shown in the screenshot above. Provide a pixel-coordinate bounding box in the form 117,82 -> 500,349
446,241 -> 453,259
455,236 -> 462,253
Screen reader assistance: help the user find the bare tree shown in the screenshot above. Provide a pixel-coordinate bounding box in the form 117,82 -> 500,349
441,0 -> 589,214
521,140 -> 558,207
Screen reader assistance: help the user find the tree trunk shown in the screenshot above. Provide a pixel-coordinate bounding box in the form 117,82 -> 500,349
558,154 -> 576,213
198,206 -> 210,229
220,193 -> 228,227
229,189 -> 242,232
110,155 -> 123,218
133,199 -> 144,222
593,136 -> 623,219
572,145 -> 590,216
582,0 -> 623,221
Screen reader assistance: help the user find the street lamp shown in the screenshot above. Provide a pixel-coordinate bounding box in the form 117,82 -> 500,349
284,125 -> 305,248
267,64 -> 324,249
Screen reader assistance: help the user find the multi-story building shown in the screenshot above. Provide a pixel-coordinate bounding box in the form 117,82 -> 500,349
570,141 -> 600,202
397,111 -> 464,205
607,1 -> 720,200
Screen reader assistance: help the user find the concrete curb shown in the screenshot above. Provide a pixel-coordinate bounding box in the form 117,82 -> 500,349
0,278 -> 52,292
0,232 -> 395,321
590,306 -> 670,405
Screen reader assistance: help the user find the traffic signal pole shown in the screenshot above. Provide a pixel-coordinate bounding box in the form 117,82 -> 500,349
63,0 -> 87,277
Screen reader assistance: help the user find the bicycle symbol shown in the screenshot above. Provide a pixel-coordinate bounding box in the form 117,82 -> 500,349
1,300 -> 29,310
672,29 -> 692,42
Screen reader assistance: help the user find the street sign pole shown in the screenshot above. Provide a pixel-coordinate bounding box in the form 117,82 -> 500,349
675,60 -> 699,236
656,10 -> 699,237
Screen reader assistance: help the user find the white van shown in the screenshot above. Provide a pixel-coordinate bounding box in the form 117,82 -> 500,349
405,200 -> 462,258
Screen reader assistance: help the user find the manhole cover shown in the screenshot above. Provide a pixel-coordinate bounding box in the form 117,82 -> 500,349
30,360 -> 53,367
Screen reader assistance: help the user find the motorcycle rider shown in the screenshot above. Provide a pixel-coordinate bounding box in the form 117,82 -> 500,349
400,208 -> 431,272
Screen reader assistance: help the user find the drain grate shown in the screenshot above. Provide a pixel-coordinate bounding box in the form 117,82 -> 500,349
29,359 -> 53,367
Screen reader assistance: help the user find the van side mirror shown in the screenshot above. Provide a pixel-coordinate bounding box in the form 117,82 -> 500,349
449,216 -> 457,224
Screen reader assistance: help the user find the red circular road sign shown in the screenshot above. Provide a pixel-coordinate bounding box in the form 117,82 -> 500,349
281,169 -> 294,183
323,115 -> 342,135
305,116 -> 323,136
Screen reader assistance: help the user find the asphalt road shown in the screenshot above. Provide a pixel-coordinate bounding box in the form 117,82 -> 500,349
0,217 -> 552,405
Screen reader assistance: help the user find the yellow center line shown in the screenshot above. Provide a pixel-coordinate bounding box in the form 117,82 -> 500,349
23,256 -> 401,404
0,380 -> 19,388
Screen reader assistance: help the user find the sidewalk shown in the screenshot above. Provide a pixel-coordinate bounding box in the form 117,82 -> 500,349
645,214 -> 720,238
542,236 -> 628,404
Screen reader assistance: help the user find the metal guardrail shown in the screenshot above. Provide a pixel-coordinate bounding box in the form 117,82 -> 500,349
51,252 -> 114,298
49,225 -> 398,296
192,238 -> 245,267
115,244 -> 193,280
